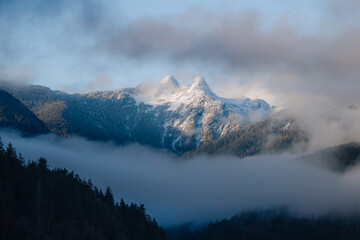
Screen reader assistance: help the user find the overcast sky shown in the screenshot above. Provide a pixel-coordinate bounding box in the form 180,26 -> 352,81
0,0 -> 359,109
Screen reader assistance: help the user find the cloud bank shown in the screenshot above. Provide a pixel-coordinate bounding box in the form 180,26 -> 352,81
102,9 -> 360,110
1,0 -> 359,105
2,130 -> 360,226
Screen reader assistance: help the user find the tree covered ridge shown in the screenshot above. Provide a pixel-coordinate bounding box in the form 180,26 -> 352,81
167,208 -> 360,240
299,142 -> 360,172
0,138 -> 165,240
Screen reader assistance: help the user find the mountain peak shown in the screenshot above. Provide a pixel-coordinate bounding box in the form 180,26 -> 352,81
161,75 -> 180,88
193,75 -> 206,84
189,76 -> 213,95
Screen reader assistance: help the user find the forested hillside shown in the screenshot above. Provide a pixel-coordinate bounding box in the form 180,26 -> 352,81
167,209 -> 360,240
0,138 -> 165,240
185,117 -> 307,157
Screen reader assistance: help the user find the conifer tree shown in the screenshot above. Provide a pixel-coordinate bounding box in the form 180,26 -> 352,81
104,186 -> 115,207
6,143 -> 17,159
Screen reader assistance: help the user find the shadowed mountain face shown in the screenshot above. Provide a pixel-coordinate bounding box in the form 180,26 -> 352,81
299,142 -> 360,172
0,76 -> 304,155
0,89 -> 50,136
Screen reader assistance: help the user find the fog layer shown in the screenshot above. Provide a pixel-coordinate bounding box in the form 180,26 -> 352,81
2,130 -> 360,226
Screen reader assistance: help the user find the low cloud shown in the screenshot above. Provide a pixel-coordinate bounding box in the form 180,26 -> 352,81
0,64 -> 37,84
2,130 -> 360,226
86,75 -> 113,92
301,104 -> 360,152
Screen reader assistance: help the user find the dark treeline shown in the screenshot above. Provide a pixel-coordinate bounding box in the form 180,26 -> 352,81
0,138 -> 165,240
167,208 -> 360,240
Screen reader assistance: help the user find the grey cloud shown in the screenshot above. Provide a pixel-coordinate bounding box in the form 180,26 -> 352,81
1,1 -> 360,108
104,19 -> 193,59
102,10 -> 360,77
322,0 -> 360,25
101,10 -> 360,106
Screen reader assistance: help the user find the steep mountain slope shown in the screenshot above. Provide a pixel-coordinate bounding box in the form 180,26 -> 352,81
0,89 -> 50,135
1,76 -> 303,155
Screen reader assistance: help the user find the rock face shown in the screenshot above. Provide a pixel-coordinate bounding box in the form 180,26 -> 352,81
0,89 -> 50,136
1,76 -> 302,155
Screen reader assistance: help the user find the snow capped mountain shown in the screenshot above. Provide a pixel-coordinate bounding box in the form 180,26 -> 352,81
83,75 -> 272,152
1,75 -> 301,155
123,75 -> 270,116
189,76 -> 213,94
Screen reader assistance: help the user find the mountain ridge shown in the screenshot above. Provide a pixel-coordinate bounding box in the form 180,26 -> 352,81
0,76 -> 303,156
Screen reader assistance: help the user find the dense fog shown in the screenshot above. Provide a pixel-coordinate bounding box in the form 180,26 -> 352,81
2,130 -> 360,226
